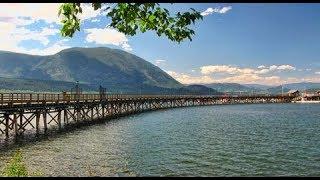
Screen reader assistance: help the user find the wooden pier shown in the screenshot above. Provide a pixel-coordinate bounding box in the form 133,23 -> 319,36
0,92 -> 295,140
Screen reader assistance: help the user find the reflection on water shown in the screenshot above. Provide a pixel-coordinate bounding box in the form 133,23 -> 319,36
0,103 -> 320,176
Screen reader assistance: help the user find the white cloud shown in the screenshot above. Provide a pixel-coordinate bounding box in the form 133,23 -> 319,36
269,65 -> 277,71
255,65 -> 296,74
0,3 -> 108,25
155,59 -> 166,66
315,72 -> 320,75
166,70 -> 215,84
0,21 -> 60,53
121,42 -> 132,51
166,69 -> 309,86
277,65 -> 296,70
79,4 -> 109,22
201,6 -> 232,16
167,64 -> 302,86
0,3 -> 62,24
91,19 -> 100,22
0,3 -> 110,55
200,65 -> 238,75
301,76 -> 320,82
200,64 -> 296,76
200,65 -> 256,75
22,41 -> 70,56
0,39 -> 69,56
38,27 -> 59,37
85,28 -> 132,51
256,68 -> 271,74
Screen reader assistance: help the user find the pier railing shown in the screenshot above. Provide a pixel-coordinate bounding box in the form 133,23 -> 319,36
0,92 -> 291,106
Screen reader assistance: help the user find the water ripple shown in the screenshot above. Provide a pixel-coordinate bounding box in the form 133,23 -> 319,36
0,103 -> 320,176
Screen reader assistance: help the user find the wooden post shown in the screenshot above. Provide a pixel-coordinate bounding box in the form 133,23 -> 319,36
114,103 -> 117,115
102,105 -> 105,118
36,111 -> 40,134
111,103 -> 114,116
4,113 -> 9,139
76,108 -> 80,122
108,104 -> 111,116
43,110 -> 47,133
57,110 -> 61,130
64,109 -> 68,124
19,111 -> 23,135
97,106 -> 101,118
91,106 -> 94,121
105,104 -> 109,116
14,114 -> 18,136
126,103 -> 129,112
119,103 -> 122,114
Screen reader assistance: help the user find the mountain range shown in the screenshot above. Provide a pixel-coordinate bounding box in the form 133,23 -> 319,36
0,47 -> 319,95
0,47 -> 221,94
202,82 -> 320,95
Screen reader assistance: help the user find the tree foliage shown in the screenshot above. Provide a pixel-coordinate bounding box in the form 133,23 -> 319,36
58,3 -> 203,43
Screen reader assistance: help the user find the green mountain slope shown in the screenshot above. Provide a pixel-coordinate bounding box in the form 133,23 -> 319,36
0,77 -> 95,92
0,48 -> 225,94
0,47 -> 183,93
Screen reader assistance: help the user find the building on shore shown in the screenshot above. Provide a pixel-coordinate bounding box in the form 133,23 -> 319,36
287,90 -> 300,97
303,89 -> 320,97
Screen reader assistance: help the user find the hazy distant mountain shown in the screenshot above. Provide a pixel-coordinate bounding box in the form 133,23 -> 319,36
283,82 -> 320,91
203,83 -> 261,93
205,82 -> 320,95
265,86 -> 290,95
244,82 -> 320,91
242,84 -> 273,90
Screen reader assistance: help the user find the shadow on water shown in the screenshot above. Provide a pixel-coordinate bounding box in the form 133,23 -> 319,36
0,119 -> 106,152
0,107 -> 176,153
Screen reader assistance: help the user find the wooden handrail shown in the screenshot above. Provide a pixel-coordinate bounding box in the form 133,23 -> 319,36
0,92 -> 299,106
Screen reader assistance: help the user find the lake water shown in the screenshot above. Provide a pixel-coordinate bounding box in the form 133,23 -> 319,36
0,103 -> 320,176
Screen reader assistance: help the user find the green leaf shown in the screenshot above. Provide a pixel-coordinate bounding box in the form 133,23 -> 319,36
58,3 -> 202,43
148,14 -> 156,21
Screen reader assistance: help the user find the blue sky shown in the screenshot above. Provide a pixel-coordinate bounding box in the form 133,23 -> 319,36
0,3 -> 319,85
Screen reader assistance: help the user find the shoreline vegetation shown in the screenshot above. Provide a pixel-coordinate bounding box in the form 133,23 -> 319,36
1,149 -> 42,177
0,149 -> 116,177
